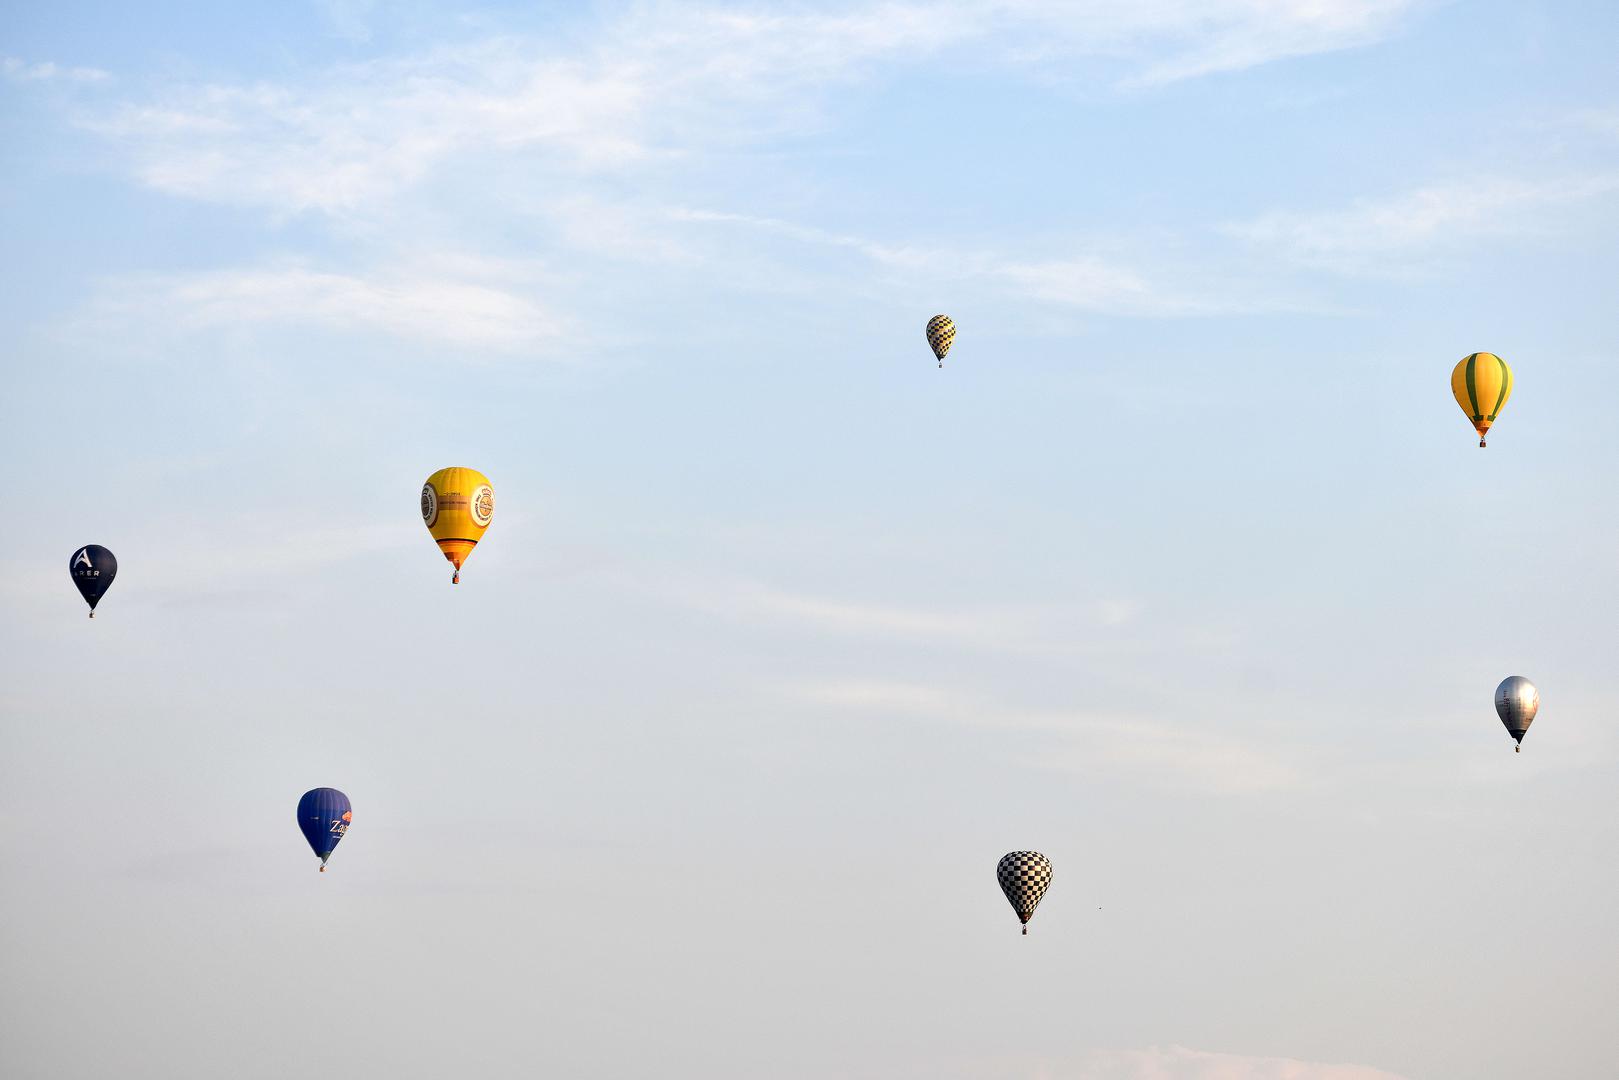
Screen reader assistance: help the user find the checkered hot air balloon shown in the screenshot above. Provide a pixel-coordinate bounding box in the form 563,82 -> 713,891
925,314 -> 956,368
997,851 -> 1052,935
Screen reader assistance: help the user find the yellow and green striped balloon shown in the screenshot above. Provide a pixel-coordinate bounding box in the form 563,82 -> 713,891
1449,352 -> 1513,447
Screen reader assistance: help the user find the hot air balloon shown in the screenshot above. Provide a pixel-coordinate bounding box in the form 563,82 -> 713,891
996,851 -> 1052,935
1451,352 -> 1513,447
926,315 -> 956,368
69,545 -> 117,618
421,467 -> 494,584
297,788 -> 352,872
1495,676 -> 1539,752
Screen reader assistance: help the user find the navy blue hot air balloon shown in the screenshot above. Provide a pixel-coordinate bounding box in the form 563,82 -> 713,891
69,545 -> 117,617
297,788 -> 352,872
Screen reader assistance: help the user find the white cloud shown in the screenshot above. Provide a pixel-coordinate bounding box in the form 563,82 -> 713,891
3,57 -> 111,83
0,516 -> 409,615
76,3 -> 1421,215
44,1 -> 1422,344
552,198 -> 706,265
78,6 -> 974,215
668,208 -> 930,267
805,679 -> 1306,794
1035,1044 -> 1410,1079
1224,174 -> 1619,274
676,207 -> 1260,316
995,255 -> 1231,316
1027,719 -> 1307,794
1109,0 -> 1420,87
1569,106 -> 1619,139
93,260 -> 563,353
315,0 -> 382,42
657,574 -> 1140,655
81,42 -> 649,213
736,587 -> 1005,644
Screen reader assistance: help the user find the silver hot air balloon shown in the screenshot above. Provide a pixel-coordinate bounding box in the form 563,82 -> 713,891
1495,676 -> 1539,752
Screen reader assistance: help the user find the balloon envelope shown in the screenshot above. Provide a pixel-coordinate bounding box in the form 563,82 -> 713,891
925,315 -> 956,364
422,467 -> 494,583
297,787 -> 353,869
1450,352 -> 1513,446
69,545 -> 117,616
996,851 -> 1052,933
1495,676 -> 1539,747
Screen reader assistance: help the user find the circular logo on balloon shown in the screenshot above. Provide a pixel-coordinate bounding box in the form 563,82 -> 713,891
471,484 -> 494,528
421,483 -> 438,527
341,810 -> 353,823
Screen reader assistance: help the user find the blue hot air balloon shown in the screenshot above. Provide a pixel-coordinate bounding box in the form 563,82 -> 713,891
69,545 -> 117,617
297,788 -> 352,872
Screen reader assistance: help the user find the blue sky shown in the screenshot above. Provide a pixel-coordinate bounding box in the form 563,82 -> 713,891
3,3 -> 1618,1078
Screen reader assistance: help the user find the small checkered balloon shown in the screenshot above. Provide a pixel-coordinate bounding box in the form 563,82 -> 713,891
996,851 -> 1052,935
925,314 -> 956,366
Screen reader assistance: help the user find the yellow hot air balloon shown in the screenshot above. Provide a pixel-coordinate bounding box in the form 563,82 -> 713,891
1450,352 -> 1513,447
925,314 -> 956,368
421,467 -> 493,583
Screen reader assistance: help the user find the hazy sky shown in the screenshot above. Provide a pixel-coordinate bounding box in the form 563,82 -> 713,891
3,2 -> 1617,1078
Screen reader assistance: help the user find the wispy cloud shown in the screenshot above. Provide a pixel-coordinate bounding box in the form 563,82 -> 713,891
40,1 -> 1424,351
1014,1044 -> 1410,1079
654,573 -> 1141,656
995,255 -> 1240,316
1111,0 -> 1420,87
804,679 -> 1307,794
77,6 -> 972,215
81,42 -> 649,213
676,207 -> 1267,316
75,3 -> 1421,216
88,258 -> 564,353
668,208 -> 931,267
314,0 -> 383,43
0,516 -> 409,614
1224,173 -> 1619,275
3,57 -> 111,84
1568,105 -> 1619,139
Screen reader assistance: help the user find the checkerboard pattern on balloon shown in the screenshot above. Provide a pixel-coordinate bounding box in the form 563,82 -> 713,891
926,314 -> 956,361
997,851 -> 1052,929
